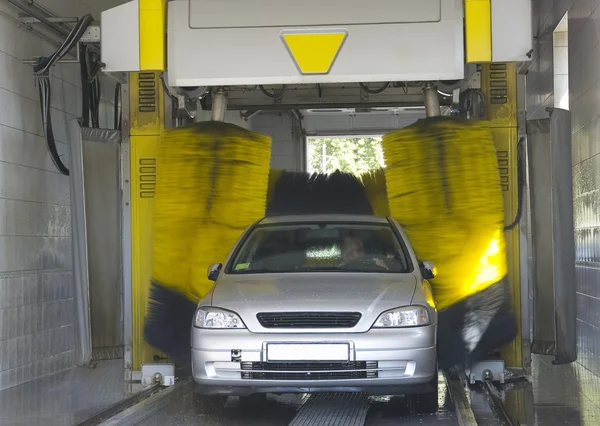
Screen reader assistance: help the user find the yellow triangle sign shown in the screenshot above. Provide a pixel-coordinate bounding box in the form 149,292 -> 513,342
281,31 -> 347,75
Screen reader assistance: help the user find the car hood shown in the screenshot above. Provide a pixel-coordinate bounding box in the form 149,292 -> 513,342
211,273 -> 417,333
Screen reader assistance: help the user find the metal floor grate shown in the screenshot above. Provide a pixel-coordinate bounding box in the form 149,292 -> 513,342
288,393 -> 370,426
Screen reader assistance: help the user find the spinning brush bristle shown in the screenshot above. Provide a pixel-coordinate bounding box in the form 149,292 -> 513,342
266,170 -> 373,216
144,116 -> 517,372
381,117 -> 516,369
360,168 -> 390,217
145,121 -> 271,365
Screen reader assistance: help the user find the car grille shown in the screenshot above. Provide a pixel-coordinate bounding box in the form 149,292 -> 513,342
256,312 -> 362,329
241,361 -> 378,380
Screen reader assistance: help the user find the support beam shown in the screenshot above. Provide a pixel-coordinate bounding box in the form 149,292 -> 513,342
224,84 -> 451,110
481,63 -> 523,371
423,83 -> 441,117
19,16 -> 79,24
7,0 -> 71,37
139,0 -> 166,71
465,0 -> 492,62
129,71 -> 164,370
211,88 -> 228,122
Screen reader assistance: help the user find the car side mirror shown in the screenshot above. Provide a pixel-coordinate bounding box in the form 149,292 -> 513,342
421,261 -> 437,280
207,263 -> 222,281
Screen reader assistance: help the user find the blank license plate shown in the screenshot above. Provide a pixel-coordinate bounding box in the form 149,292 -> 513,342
266,343 -> 350,362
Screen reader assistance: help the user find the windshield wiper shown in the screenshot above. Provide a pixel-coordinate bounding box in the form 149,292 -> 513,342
232,268 -> 274,275
301,265 -> 343,272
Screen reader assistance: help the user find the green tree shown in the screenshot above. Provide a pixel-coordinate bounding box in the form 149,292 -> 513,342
308,137 -> 385,176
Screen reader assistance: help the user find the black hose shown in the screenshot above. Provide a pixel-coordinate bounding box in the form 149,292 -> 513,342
160,73 -> 179,121
80,44 -> 102,129
33,14 -> 95,176
37,76 -> 69,176
259,85 -> 287,99
504,138 -> 525,231
79,44 -> 91,128
359,82 -> 390,94
34,14 -> 94,75
114,82 -> 122,131
461,89 -> 485,119
91,75 -> 101,128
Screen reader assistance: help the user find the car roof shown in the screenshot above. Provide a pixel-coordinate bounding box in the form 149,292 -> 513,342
258,214 -> 390,226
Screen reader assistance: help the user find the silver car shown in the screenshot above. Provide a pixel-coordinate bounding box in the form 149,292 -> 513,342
192,215 -> 439,412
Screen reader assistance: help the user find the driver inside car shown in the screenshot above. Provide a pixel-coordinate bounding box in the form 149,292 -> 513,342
340,236 -> 389,270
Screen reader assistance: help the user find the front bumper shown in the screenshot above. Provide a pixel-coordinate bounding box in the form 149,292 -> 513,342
191,325 -> 437,396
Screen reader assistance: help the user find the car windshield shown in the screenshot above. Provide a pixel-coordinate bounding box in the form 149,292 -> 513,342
228,222 -> 412,274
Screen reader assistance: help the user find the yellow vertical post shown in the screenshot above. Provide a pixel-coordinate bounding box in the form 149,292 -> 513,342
465,0 -> 492,63
130,71 -> 164,370
139,0 -> 166,71
481,63 -> 523,370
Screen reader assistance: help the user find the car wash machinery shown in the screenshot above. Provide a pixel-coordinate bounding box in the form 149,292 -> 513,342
95,0 -> 541,387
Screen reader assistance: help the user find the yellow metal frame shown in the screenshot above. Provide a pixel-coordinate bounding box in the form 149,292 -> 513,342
465,0 -> 492,63
139,0 -> 166,71
481,63 -> 522,370
136,0 -> 490,69
130,71 -> 164,369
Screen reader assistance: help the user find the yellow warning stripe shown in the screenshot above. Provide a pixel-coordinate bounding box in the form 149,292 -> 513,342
139,0 -> 166,71
465,0 -> 492,63
281,30 -> 347,75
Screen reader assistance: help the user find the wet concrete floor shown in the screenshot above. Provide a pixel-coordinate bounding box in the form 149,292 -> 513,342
5,354 -> 600,425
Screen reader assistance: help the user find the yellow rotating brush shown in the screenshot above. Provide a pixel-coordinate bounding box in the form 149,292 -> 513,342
144,121 -> 271,367
382,117 -> 516,369
360,168 -> 390,217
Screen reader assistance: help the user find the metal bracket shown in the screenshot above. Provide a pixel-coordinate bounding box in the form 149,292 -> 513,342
176,94 -> 197,120
15,8 -> 98,43
22,26 -> 100,66
468,360 -> 505,384
241,110 -> 261,121
161,72 -> 209,123
359,88 -> 369,102
141,363 -> 175,387
80,25 -> 101,43
467,71 -> 482,90
448,87 -> 462,116
518,110 -> 528,138
23,41 -> 80,64
9,0 -> 71,37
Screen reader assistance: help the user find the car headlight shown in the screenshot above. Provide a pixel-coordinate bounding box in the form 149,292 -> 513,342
373,306 -> 430,328
194,307 -> 246,329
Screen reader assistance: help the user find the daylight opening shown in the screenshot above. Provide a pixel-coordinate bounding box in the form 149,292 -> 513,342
306,136 -> 386,176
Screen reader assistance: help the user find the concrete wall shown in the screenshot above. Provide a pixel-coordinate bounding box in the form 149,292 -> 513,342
528,0 -> 600,374
252,112 -> 304,171
0,0 -> 118,390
